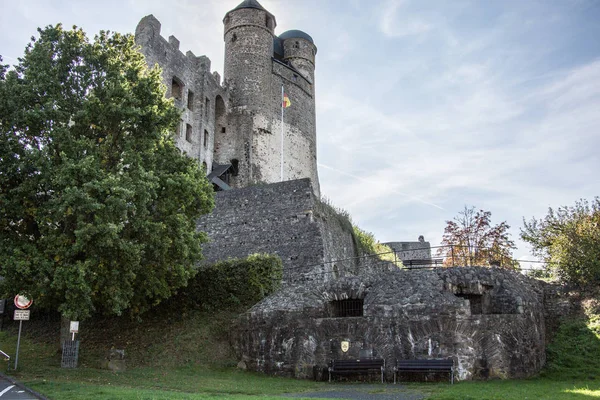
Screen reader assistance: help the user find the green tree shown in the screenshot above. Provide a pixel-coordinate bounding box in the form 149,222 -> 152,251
438,206 -> 517,268
521,198 -> 600,285
0,25 -> 214,320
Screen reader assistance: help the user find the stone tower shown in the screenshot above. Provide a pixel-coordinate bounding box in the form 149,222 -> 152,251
135,0 -> 320,196
221,0 -> 320,196
220,0 -> 277,190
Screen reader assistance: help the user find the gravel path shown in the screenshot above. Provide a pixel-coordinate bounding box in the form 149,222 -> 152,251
285,384 -> 425,400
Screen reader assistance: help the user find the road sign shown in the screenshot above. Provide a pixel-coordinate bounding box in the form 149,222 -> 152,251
70,321 -> 79,333
14,294 -> 33,310
14,310 -> 30,321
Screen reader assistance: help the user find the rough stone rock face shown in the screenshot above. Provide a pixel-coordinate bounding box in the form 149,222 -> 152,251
232,267 -> 548,381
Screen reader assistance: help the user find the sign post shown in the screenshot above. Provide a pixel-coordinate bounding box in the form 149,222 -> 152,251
13,294 -> 33,370
62,321 -> 80,368
70,321 -> 79,341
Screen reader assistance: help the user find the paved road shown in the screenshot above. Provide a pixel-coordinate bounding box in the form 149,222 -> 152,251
286,384 -> 425,400
0,375 -> 45,400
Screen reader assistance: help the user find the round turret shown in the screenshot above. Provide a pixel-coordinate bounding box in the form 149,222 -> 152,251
280,30 -> 317,83
223,0 -> 276,109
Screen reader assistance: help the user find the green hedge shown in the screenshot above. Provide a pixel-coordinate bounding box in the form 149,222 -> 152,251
180,254 -> 283,311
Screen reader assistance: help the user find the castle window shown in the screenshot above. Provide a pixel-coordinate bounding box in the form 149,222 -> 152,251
231,33 -> 237,43
204,130 -> 209,148
185,124 -> 192,142
330,299 -> 364,317
205,97 -> 210,118
294,41 -> 299,49
455,293 -> 483,315
187,90 -> 194,110
221,127 -> 226,133
202,161 -> 208,172
230,159 -> 239,177
171,77 -> 183,100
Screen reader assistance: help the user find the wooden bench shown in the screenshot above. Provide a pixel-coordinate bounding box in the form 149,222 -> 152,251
328,358 -> 385,383
393,358 -> 454,384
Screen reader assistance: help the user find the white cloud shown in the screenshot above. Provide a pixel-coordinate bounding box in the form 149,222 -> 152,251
379,0 -> 432,38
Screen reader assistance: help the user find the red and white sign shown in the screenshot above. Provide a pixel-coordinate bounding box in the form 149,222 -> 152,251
14,294 -> 33,310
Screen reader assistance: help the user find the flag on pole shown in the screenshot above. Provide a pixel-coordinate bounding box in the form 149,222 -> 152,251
282,93 -> 291,108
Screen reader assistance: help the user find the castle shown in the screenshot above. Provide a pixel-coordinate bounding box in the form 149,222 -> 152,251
135,0 -> 320,197
134,0 -> 571,382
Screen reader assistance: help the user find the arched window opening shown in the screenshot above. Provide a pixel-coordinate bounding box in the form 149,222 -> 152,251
213,95 -> 227,163
205,97 -> 210,118
171,77 -> 183,100
230,159 -> 239,177
185,124 -> 192,142
187,90 -> 194,110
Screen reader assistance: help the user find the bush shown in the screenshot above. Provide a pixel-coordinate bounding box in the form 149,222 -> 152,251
352,226 -> 400,265
542,297 -> 600,380
176,254 -> 283,311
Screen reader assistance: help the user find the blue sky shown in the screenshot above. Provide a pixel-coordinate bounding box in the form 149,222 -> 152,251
1,0 -> 599,265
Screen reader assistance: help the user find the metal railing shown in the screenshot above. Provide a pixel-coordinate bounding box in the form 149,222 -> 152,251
0,349 -> 10,370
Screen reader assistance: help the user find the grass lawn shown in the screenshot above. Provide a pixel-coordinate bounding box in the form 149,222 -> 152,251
420,379 -> 600,400
13,366 -> 600,400
21,366 -> 328,399
1,296 -> 599,400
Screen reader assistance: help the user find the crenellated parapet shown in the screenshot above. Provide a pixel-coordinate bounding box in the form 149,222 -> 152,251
135,14 -> 229,175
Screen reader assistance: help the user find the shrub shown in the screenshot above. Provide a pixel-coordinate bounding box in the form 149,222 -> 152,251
542,297 -> 600,380
177,254 -> 283,311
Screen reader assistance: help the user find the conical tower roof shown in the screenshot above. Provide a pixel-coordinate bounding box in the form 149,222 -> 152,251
225,0 -> 276,26
232,0 -> 267,11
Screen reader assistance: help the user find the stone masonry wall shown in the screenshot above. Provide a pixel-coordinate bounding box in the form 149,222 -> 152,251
135,15 -> 229,174
196,179 -> 321,283
196,178 -> 394,284
385,240 -> 432,262
233,267 -> 547,381
136,6 -> 321,196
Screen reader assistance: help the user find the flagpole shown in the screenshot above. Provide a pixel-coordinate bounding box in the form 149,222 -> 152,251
280,85 -> 284,182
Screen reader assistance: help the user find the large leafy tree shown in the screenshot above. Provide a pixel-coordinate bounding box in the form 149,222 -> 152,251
0,25 -> 214,320
521,198 -> 600,285
438,206 -> 517,268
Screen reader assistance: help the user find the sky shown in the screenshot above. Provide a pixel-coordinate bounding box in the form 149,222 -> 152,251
1,0 -> 599,265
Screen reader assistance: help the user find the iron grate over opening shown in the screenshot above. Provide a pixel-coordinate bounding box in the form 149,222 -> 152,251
331,298 -> 364,317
